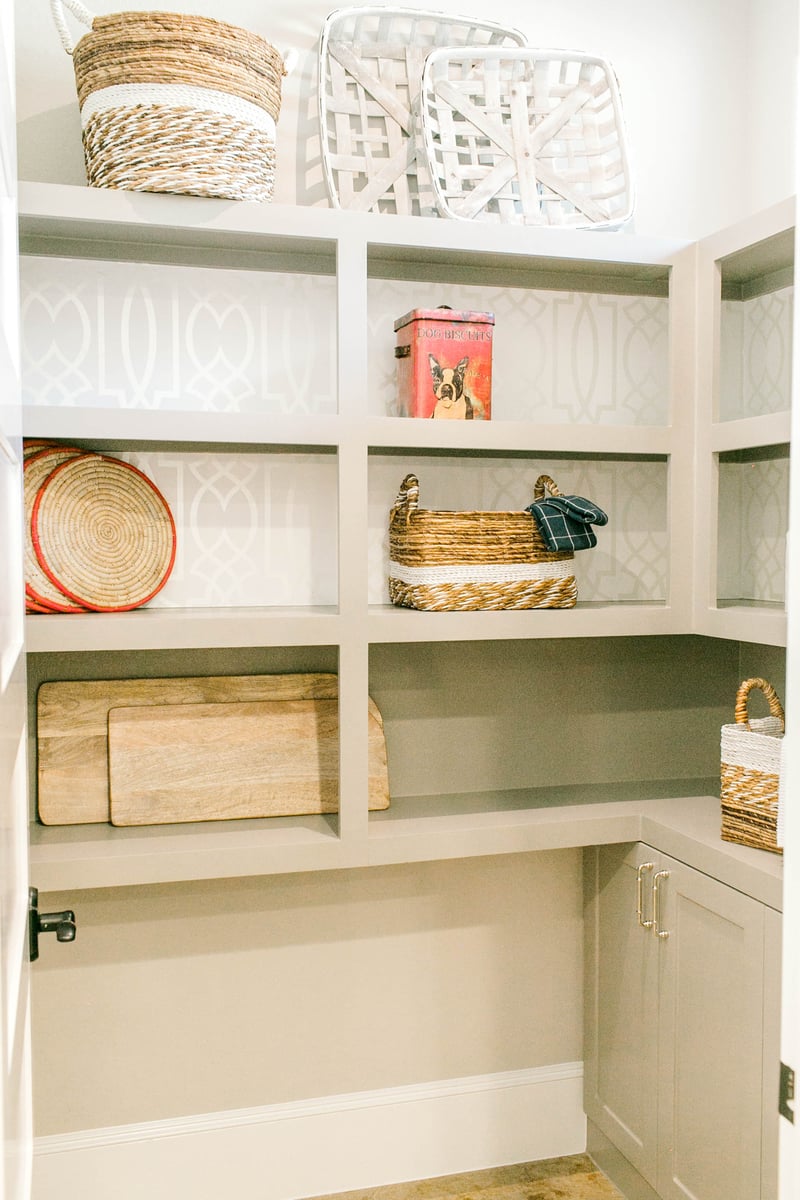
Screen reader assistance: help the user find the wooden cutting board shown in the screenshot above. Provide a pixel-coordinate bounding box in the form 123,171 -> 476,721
108,697 -> 389,825
37,674 -> 388,824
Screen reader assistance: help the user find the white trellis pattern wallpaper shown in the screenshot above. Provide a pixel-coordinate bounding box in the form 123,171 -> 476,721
368,279 -> 671,424
114,450 -> 337,608
719,286 -> 793,420
717,455 -> 789,604
369,457 -> 669,604
20,257 -> 789,609
20,257 -> 337,414
20,256 -> 671,425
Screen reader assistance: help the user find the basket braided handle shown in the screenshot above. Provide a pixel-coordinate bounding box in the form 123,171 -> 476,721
735,677 -> 785,731
50,0 -> 96,55
390,473 -> 419,525
533,474 -> 562,500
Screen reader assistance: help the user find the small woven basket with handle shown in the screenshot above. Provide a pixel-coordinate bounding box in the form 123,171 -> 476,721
50,0 -> 289,202
720,677 -> 785,855
388,472 -> 578,611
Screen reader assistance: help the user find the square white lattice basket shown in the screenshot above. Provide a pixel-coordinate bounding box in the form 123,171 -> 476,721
420,47 -> 634,228
318,7 -> 525,215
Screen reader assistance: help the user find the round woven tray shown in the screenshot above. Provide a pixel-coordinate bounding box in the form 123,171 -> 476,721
24,446 -> 91,612
23,438 -> 59,459
31,453 -> 176,612
26,597 -> 57,614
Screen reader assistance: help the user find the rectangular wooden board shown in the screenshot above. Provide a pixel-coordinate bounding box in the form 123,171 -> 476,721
37,674 -> 388,824
108,698 -> 389,826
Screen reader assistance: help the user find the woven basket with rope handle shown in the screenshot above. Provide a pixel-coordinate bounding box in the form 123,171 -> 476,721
50,0 -> 293,202
720,676 -> 785,854
388,472 -> 578,611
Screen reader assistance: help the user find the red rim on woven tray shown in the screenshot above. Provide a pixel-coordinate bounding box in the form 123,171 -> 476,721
23,438 -> 59,459
26,598 -> 57,613
24,446 -> 92,612
31,453 -> 177,612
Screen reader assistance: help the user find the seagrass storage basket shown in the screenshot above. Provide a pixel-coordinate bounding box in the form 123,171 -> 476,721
720,677 -> 785,855
388,473 -> 577,611
50,0 -> 288,202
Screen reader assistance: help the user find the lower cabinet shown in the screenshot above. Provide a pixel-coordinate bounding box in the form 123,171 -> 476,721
584,843 -> 781,1200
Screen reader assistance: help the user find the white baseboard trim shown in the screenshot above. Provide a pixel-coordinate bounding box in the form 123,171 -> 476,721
33,1062 -> 586,1200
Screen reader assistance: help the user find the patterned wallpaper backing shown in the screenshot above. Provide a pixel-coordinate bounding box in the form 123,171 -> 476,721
368,279 -> 670,424
21,256 -> 671,424
716,286 -> 793,602
717,454 -> 789,604
117,450 -> 338,608
21,260 -> 791,426
369,456 -> 668,605
19,257 -> 789,608
719,286 -> 793,420
20,257 -> 337,414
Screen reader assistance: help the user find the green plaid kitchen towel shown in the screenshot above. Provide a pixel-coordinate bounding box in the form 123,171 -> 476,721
525,495 -> 608,552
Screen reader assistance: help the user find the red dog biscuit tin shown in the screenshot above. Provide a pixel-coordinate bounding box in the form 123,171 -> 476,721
394,306 -> 494,419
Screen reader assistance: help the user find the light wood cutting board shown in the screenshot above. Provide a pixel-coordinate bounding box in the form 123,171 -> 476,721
108,698 -> 389,825
37,674 -> 388,824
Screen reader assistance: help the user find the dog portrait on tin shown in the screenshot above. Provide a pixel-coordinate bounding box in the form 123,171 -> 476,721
428,353 -> 485,419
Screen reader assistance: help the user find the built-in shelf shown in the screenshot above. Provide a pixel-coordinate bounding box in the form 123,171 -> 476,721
29,791 -> 782,909
22,407 -> 674,459
29,810 -> 342,891
692,197 -> 795,647
25,607 -> 341,653
22,406 -> 342,450
366,603 -> 683,641
717,221 -> 795,300
19,181 -> 688,287
27,602 -> 692,653
693,606 -> 788,648
366,792 -> 783,910
17,182 -> 793,892
366,420 -> 671,456
710,413 -> 792,453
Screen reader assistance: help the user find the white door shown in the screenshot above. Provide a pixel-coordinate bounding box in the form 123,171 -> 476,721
780,423 -> 800,1182
779,252 -> 800,1192
0,0 -> 33,1195
779,36 -> 800,1195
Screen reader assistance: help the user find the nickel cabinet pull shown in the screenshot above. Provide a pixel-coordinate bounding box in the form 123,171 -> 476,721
636,861 -> 655,929
653,870 -> 670,939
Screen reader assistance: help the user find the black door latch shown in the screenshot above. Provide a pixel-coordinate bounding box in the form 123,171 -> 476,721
28,887 -> 76,962
780,1061 -> 795,1124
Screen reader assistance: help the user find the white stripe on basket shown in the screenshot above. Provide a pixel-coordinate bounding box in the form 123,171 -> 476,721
721,716 -> 784,773
80,84 -> 277,138
388,559 -> 574,586
777,738 -> 788,847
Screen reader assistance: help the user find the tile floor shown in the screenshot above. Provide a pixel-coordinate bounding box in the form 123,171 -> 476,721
309,1156 -> 624,1200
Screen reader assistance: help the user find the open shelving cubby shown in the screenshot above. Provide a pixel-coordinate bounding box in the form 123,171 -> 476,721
16,181 -> 792,892
694,197 -> 795,646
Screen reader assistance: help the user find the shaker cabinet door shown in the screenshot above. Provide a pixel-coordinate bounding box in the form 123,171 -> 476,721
585,843 -> 775,1200
655,853 -> 766,1200
584,843 -> 660,1186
